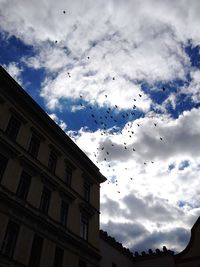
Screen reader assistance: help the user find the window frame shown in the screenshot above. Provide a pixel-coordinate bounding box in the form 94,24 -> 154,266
5,115 -> 21,141
29,234 -> 43,267
80,214 -> 89,241
84,181 -> 90,202
16,171 -> 32,201
53,246 -> 64,267
39,186 -> 51,215
1,221 -> 20,258
0,153 -> 8,182
79,259 -> 87,267
48,151 -> 57,174
28,134 -> 40,158
60,200 -> 69,227
64,165 -> 72,186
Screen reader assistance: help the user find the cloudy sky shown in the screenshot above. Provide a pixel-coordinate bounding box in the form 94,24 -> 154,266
1,0 -> 200,254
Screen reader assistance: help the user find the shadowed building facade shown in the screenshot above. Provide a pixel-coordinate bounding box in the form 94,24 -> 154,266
0,66 -> 106,267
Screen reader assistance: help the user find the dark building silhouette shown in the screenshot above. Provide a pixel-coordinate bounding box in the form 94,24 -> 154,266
0,66 -> 106,267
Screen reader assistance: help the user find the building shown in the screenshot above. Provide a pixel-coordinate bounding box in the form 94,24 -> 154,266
100,216 -> 200,267
100,230 -> 134,267
0,66 -> 106,267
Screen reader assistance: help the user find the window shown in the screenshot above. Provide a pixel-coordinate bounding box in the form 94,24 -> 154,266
29,234 -> 43,267
0,153 -> 8,181
48,151 -> 57,173
60,201 -> 68,227
65,166 -> 72,186
80,214 -> 89,240
53,246 -> 64,267
79,259 -> 87,267
6,116 -> 21,141
39,187 -> 51,214
28,134 -> 40,158
16,171 -> 31,201
1,221 -> 19,258
84,181 -> 90,202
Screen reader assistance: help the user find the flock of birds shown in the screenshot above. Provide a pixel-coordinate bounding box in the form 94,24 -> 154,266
79,91 -> 165,194
56,10 -> 166,194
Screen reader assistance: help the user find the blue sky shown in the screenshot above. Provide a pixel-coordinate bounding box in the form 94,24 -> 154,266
1,0 -> 200,254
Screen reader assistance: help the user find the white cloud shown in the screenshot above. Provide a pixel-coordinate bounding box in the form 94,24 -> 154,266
71,107 -> 200,251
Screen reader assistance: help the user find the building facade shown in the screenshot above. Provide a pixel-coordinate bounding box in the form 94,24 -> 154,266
100,217 -> 200,267
0,66 -> 106,267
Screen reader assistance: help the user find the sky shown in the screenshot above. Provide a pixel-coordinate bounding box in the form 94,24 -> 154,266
1,0 -> 200,254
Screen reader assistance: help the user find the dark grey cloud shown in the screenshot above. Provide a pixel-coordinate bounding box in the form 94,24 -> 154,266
101,197 -> 121,217
101,220 -> 148,247
101,219 -> 190,253
130,227 -> 190,253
